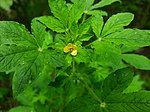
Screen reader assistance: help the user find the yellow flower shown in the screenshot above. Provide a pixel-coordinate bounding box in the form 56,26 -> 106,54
64,43 -> 77,56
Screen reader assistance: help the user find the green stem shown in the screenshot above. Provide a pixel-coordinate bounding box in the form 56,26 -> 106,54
72,57 -> 75,74
82,13 -> 86,24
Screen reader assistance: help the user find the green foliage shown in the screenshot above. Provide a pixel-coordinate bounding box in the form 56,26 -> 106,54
0,0 -> 150,111
0,0 -> 13,11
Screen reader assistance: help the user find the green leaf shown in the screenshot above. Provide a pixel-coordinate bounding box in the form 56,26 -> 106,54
69,0 -> 86,25
0,0 -> 13,11
0,21 -> 36,45
9,106 -> 34,112
106,91 -> 150,112
91,14 -> 104,37
92,41 -> 122,70
91,0 -> 120,9
48,0 -> 68,26
37,16 -> 66,33
65,91 -> 150,112
123,75 -> 144,93
31,18 -> 53,49
65,68 -> 150,112
78,17 -> 92,36
101,68 -> 133,99
86,10 -> 107,16
92,67 -> 112,82
71,0 -> 94,10
0,21 -> 65,96
65,95 -> 101,112
104,29 -> 150,49
122,54 -> 150,70
102,13 -> 134,37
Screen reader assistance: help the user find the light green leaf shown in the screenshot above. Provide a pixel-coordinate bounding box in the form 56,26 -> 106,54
69,0 -> 86,25
37,16 -> 66,33
31,18 -> 53,49
0,0 -> 13,11
102,13 -> 134,37
91,0 -> 120,9
93,67 -> 112,82
92,41 -> 122,70
122,54 -> 150,70
91,14 -> 104,37
71,0 -> 94,10
104,29 -> 150,49
9,106 -> 34,112
86,10 -> 107,16
0,21 -> 36,45
48,0 -> 68,26
123,75 -> 144,93
78,17 -> 92,36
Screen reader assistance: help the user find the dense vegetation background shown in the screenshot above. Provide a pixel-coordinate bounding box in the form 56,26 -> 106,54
0,0 -> 150,111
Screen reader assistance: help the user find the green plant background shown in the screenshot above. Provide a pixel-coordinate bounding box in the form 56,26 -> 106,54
0,0 -> 150,111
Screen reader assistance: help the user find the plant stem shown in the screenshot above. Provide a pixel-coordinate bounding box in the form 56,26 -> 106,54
72,57 -> 75,75
82,13 -> 86,24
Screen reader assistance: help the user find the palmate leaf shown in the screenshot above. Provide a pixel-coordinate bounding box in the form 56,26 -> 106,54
65,68 -> 150,112
0,20 -> 65,96
65,91 -> 150,112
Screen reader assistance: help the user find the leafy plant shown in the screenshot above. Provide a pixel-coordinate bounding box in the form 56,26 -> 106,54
0,0 -> 150,111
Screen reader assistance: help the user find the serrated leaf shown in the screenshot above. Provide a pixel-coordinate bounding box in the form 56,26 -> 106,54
102,13 -> 134,37
65,68 -> 150,112
69,0 -> 86,25
91,14 -> 104,37
101,68 -> 133,99
48,0 -> 68,26
31,18 -> 53,48
0,21 -> 36,45
37,16 -> 66,33
123,75 -> 144,93
104,29 -> 150,49
92,41 -> 122,70
65,91 -> 150,112
106,91 -> 150,112
71,0 -> 94,10
122,54 -> 150,70
91,0 -> 120,9
78,17 -> 91,36
0,20 -> 65,96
